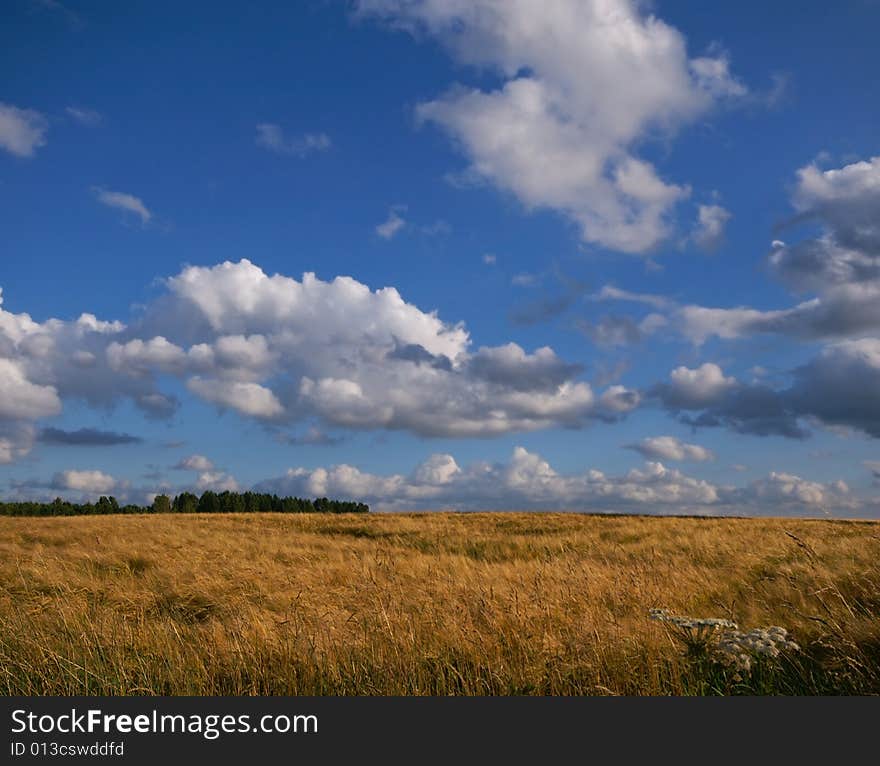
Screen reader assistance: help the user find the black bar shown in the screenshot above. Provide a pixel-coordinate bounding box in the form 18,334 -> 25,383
1,696 -> 876,763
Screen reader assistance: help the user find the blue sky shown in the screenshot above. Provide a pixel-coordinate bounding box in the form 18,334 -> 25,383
2,0 -> 880,515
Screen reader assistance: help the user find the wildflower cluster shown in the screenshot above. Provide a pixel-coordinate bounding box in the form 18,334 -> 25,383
648,608 -> 737,630
649,608 -> 799,676
648,608 -> 737,652
716,626 -> 800,673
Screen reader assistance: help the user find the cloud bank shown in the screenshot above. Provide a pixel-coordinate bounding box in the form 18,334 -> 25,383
256,445 -> 864,516
0,260 -> 638,466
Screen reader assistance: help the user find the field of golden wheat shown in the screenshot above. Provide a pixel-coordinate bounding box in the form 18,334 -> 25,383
1,512 -> 878,695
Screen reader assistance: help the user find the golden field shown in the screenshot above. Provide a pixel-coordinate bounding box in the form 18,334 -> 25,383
0,512 -> 878,695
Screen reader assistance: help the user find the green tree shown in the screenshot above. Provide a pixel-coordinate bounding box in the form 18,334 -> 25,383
172,492 -> 198,514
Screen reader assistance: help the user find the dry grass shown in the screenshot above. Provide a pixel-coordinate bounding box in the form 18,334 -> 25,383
1,512 -> 878,695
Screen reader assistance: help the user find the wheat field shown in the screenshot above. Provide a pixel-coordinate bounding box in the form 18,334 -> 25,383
1,512 -> 878,695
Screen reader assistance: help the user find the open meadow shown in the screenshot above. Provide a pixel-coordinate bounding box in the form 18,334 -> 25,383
1,512 -> 878,695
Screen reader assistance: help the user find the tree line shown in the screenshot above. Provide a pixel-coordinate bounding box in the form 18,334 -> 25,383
0,491 -> 369,517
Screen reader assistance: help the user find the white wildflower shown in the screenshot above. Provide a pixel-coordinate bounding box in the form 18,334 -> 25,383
650,608 -> 799,674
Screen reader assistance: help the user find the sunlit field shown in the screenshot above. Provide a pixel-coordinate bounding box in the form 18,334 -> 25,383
1,513 -> 878,695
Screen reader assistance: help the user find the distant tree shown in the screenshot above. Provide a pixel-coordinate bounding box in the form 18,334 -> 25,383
0,490 -> 368,516
95,496 -> 119,514
197,491 -> 219,513
173,492 -> 198,514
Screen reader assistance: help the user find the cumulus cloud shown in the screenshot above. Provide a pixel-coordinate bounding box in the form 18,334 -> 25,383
194,471 -> 239,492
655,363 -> 737,409
0,358 -> 62,420
0,288 -> 173,463
791,156 -> 880,255
174,454 -> 215,472
0,260 -> 636,461
610,154 -> 880,443
51,469 -> 117,494
650,345 -> 880,441
187,377 -> 285,419
7,454 -> 243,505
468,344 -> 583,390
92,187 -> 152,224
582,156 -> 880,345
257,446 -> 720,512
375,206 -> 407,239
596,281 -> 880,347
691,204 -> 731,251
255,123 -> 331,157
736,472 -> 857,515
785,339 -> 880,438
0,423 -> 36,465
680,157 -> 880,343
0,102 -> 48,157
626,436 -> 714,462
597,284 -> 880,348
151,260 -> 636,435
358,0 -> 746,253
652,362 -> 808,439
256,445 -> 860,516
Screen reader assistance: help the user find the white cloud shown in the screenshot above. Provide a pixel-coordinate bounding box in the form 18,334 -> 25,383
156,260 -> 637,435
649,341 -> 880,440
692,204 -> 731,251
594,156 -> 880,345
0,423 -> 35,465
258,445 -> 720,512
0,259 -> 637,460
482,253 -> 497,265
174,454 -> 215,472
0,286 -> 178,442
0,102 -> 48,157
187,377 -> 285,419
0,358 -> 62,420
51,469 -> 117,494
92,187 -> 152,224
107,336 -> 189,375
255,123 -> 331,157
412,453 -> 461,485
257,445 -> 860,516
742,472 -> 856,513
794,156 -> 880,216
375,206 -> 407,239
195,470 -> 239,492
663,363 -> 738,408
359,0 -> 746,253
626,436 -> 714,462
